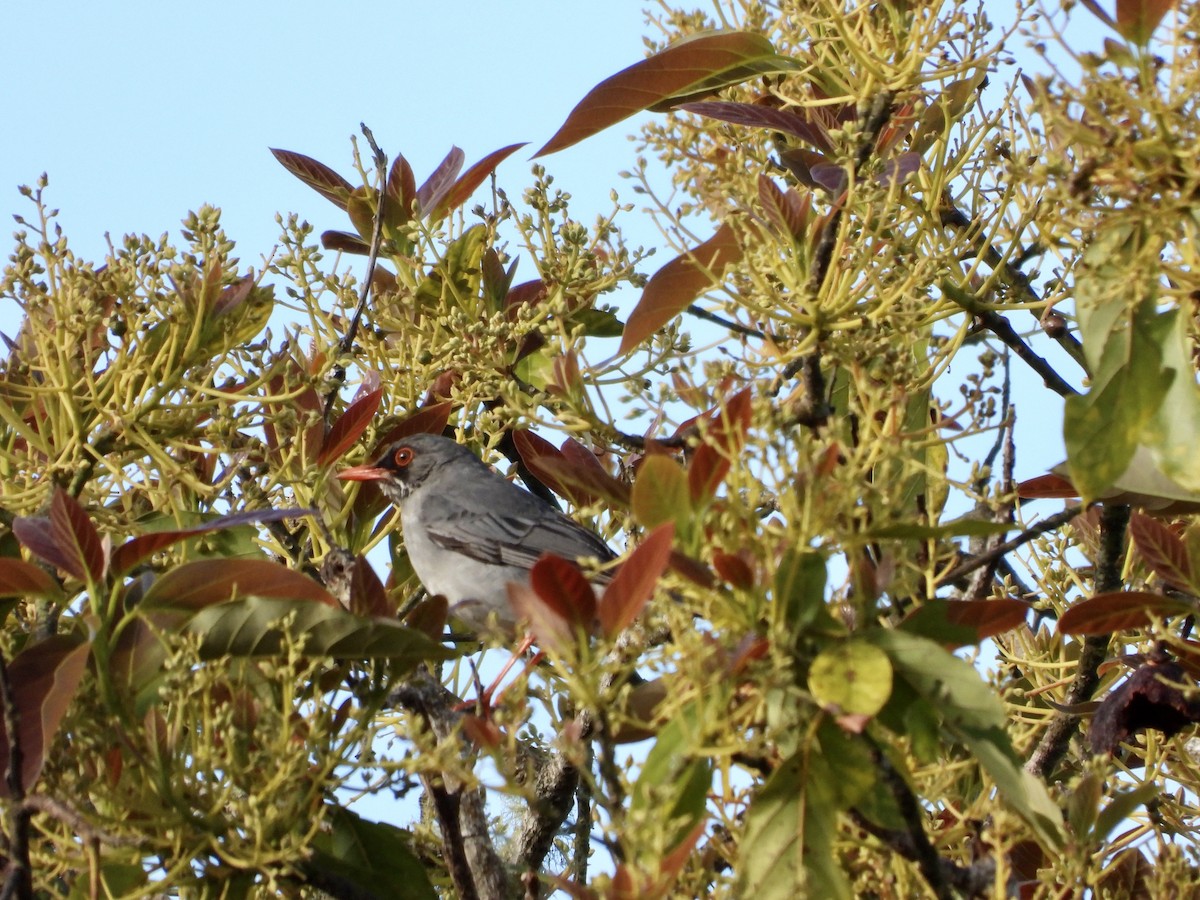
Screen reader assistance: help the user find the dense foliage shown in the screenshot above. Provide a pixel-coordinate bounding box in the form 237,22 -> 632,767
3,1 -> 1200,897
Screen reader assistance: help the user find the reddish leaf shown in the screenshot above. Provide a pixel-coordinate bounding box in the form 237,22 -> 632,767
514,432 -> 631,508
1058,591 -> 1194,635
535,31 -> 800,157
270,148 -> 353,210
461,713 -> 504,750
668,550 -> 717,589
1017,473 -> 1080,499
320,230 -> 372,254
0,559 -> 62,600
757,176 -> 811,242
318,388 -> 383,466
429,143 -> 527,220
713,551 -> 756,590
404,595 -> 448,642
530,553 -> 597,629
141,559 -> 339,610
682,101 -> 831,151
350,555 -> 394,618
955,598 -> 1031,638
599,523 -> 675,639
385,155 -> 417,221
688,388 -> 753,502
1114,0 -> 1180,44
507,581 -> 573,654
1129,512 -> 1194,592
371,401 -> 453,451
14,490 -> 105,582
619,224 -> 742,355
111,508 -> 314,577
415,146 -> 466,214
658,820 -> 707,886
0,635 -> 91,798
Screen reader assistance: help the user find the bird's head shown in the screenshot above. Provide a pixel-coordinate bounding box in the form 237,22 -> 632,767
337,433 -> 459,504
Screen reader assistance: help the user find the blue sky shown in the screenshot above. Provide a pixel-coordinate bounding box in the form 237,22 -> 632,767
2,2 -> 657,291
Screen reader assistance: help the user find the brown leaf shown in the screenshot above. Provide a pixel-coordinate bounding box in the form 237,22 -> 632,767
1017,473 -> 1080,499
688,387 -> 753,502
270,148 -> 353,210
111,508 -> 313,577
619,223 -> 742,355
1129,511 -> 1195,592
0,559 -> 62,600
429,143 -> 527,220
385,155 -> 417,222
536,31 -> 800,157
756,176 -> 811,242
14,490 -> 105,583
415,146 -> 466,214
530,554 -> 596,629
1114,0 -> 1180,44
0,635 -> 91,798
320,230 -> 372,254
682,101 -> 831,151
1090,660 -> 1200,754
371,401 -> 453,452
514,432 -> 630,508
712,551 -> 756,590
350,555 -> 394,618
1058,591 -> 1194,635
141,559 -> 339,610
507,581 -> 572,654
404,595 -> 448,642
318,387 -> 383,466
598,522 -> 675,639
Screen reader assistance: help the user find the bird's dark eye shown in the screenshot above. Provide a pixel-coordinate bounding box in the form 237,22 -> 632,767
394,446 -> 415,468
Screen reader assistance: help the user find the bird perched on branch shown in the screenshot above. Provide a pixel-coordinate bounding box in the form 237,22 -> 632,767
338,432 -> 615,636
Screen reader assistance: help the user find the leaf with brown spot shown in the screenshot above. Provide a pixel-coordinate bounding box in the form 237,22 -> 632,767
270,148 -> 353,210
318,388 -> 383,467
1058,591 -> 1194,635
141,559 -> 339,610
536,31 -> 801,157
0,635 -> 91,798
599,523 -> 675,639
619,223 -> 742,354
1129,511 -> 1195,592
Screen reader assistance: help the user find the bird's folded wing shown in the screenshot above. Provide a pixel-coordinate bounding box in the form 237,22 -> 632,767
424,505 -> 615,574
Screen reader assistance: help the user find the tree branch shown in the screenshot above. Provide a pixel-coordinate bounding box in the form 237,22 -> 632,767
1026,503 -> 1129,779
936,505 -> 1081,588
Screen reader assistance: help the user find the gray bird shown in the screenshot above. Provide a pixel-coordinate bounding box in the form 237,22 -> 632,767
338,433 -> 615,635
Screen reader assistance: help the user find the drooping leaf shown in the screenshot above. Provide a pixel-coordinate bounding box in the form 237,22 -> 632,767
270,148 -> 353,210
185,597 -> 452,664
110,508 -> 314,577
1058,591 -> 1194,635
0,558 -> 63,601
536,31 -> 801,157
631,453 -> 691,531
682,101 -> 831,150
619,223 -> 742,354
0,634 -> 91,798
306,806 -> 437,900
514,431 -> 630,507
142,559 -> 339,610
318,388 -> 383,466
598,522 -> 675,639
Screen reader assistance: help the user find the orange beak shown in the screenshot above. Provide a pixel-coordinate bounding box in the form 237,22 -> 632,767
337,465 -> 390,482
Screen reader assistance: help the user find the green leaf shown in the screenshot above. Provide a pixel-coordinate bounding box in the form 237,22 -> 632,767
807,641 -> 893,717
631,453 -> 691,531
185,597 -> 453,667
307,806 -> 436,900
630,703 -> 712,847
774,549 -> 838,639
865,517 -> 1012,540
738,749 -> 852,900
568,305 -> 625,337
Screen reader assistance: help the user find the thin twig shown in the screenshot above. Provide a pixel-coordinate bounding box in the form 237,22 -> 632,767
936,505 -> 1081,588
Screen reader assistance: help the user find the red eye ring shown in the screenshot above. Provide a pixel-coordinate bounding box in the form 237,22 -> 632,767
394,446 -> 415,468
